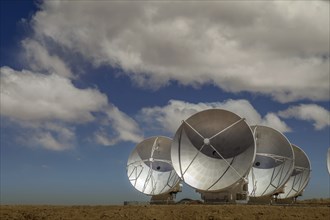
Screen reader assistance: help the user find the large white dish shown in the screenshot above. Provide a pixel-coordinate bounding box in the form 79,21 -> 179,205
171,109 -> 256,191
278,144 -> 311,199
127,136 -> 180,195
248,125 -> 294,197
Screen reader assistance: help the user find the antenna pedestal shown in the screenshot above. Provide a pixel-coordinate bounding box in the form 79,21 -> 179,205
248,196 -> 274,204
150,193 -> 175,204
198,180 -> 249,204
150,192 -> 176,204
249,186 -> 286,204
275,196 -> 299,204
150,183 -> 182,204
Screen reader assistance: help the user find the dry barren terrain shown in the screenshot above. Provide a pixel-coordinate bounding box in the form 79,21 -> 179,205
1,202 -> 329,220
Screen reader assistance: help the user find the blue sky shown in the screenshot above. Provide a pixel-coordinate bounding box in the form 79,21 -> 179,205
0,0 -> 329,205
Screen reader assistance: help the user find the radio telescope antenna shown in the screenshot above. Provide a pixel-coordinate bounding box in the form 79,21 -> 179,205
277,144 -> 311,202
127,136 -> 181,203
248,125 -> 294,202
171,109 -> 256,203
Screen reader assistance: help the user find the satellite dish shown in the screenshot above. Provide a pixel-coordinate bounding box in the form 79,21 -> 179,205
327,148 -> 330,175
171,109 -> 256,193
248,125 -> 294,198
127,136 -> 181,196
278,144 -> 311,199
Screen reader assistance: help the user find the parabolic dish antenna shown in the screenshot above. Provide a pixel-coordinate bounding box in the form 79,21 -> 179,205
327,148 -> 330,175
127,136 -> 180,195
171,109 -> 256,192
248,125 -> 294,197
278,144 -> 311,199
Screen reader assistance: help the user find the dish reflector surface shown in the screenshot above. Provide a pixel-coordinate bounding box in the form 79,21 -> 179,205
248,125 -> 294,197
171,109 -> 255,191
279,144 -> 311,199
127,136 -> 180,195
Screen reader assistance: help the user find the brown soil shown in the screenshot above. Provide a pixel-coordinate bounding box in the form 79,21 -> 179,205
1,203 -> 329,220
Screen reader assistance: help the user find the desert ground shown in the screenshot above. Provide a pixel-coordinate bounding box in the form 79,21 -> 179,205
1,200 -> 329,220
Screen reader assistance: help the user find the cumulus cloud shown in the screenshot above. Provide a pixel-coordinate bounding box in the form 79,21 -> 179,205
262,113 -> 292,133
0,66 -> 142,150
29,123 -> 75,151
7,121 -> 76,151
278,104 -> 330,130
30,0 -> 329,102
138,99 -> 291,134
22,39 -> 73,78
0,66 -> 108,123
94,106 -> 143,146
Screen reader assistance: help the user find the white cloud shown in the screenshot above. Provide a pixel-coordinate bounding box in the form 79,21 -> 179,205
262,113 -> 291,133
12,121 -> 76,151
278,104 -> 330,130
138,99 -> 291,134
31,0 -> 329,102
33,131 -> 69,151
94,106 -> 143,146
30,123 -> 75,151
94,129 -> 116,147
0,66 -> 108,123
0,66 -> 143,150
22,39 -> 73,78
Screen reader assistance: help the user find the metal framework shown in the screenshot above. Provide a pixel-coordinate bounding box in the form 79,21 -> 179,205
127,136 -> 180,195
171,109 -> 255,195
278,144 -> 311,199
248,125 -> 295,198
